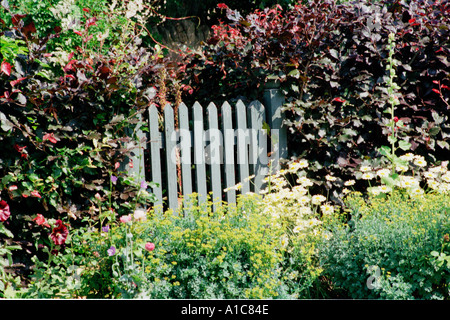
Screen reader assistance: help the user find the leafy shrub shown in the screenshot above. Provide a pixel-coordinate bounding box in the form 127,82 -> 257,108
179,0 -> 450,201
0,1 -> 169,290
134,195 -> 290,299
319,191 -> 450,299
16,182 -> 336,299
19,195 -> 291,299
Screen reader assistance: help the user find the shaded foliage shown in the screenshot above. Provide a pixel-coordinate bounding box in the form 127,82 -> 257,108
179,0 -> 450,201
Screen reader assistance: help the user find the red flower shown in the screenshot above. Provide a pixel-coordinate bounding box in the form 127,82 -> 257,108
33,214 -> 50,228
432,88 -> 440,94
14,144 -> 26,153
43,132 -> 58,144
73,30 -> 83,36
50,220 -> 69,245
218,3 -> 228,9
86,17 -> 97,28
393,116 -> 399,123
333,97 -> 346,103
0,200 -> 11,222
31,190 -> 41,198
14,144 -> 28,159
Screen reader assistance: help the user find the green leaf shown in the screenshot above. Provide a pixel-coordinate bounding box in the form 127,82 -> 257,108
430,251 -> 440,257
0,224 -> 14,238
378,145 -> 391,157
398,140 -> 411,151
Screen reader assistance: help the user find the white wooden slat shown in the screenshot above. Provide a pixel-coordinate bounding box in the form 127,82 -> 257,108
178,103 -> 192,200
221,101 -> 236,204
206,102 -> 222,207
249,100 -> 267,194
164,105 -> 179,211
236,100 -> 250,194
148,105 -> 163,210
193,102 -> 207,204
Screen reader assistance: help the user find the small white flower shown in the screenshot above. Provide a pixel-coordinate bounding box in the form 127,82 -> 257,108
297,196 -> 310,205
299,206 -> 312,215
396,165 -> 409,172
377,169 -> 391,178
297,176 -> 313,187
360,165 -> 372,172
427,179 -> 439,190
413,158 -> 427,167
410,187 -> 424,196
298,159 -> 309,168
399,153 -> 415,161
423,171 -> 437,179
362,172 -> 375,180
311,194 -> 326,205
280,235 -> 289,248
344,180 -> 356,186
320,204 -> 334,215
378,185 -> 392,193
325,174 -> 337,181
442,172 -> 450,183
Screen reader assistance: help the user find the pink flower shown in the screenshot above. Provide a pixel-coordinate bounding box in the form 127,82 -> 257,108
33,214 -> 50,228
0,200 -> 11,222
145,242 -> 155,252
120,214 -> 132,223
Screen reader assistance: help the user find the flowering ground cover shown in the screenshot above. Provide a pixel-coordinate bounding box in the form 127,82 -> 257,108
1,0 -> 450,299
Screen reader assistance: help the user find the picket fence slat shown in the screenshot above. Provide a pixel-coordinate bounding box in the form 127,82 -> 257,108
179,103 -> 192,199
148,105 -> 163,210
164,105 -> 178,211
236,100 -> 250,194
136,95 -> 285,213
193,102 -> 207,204
207,102 -> 222,208
221,101 -> 236,205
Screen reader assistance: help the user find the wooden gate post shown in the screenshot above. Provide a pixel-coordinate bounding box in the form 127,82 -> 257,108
263,82 -> 287,171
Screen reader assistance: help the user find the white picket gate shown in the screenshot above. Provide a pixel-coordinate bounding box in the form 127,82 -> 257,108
127,87 -> 287,212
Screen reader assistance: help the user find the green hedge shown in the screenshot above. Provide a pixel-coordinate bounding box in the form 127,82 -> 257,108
319,191 -> 450,299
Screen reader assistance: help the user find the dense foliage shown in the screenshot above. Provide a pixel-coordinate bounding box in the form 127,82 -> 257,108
179,0 -> 450,201
0,0 -> 165,284
320,191 -> 450,299
0,0 -> 449,299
